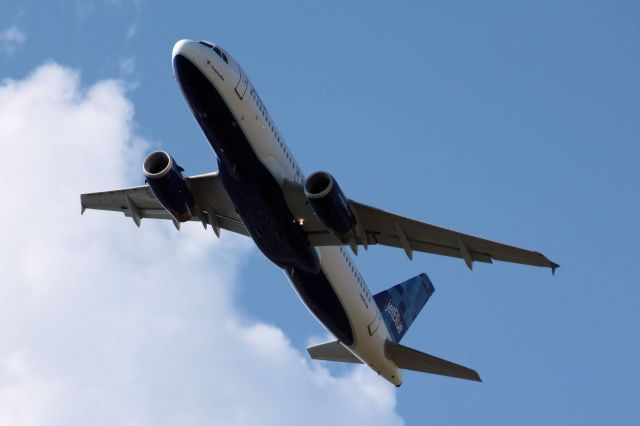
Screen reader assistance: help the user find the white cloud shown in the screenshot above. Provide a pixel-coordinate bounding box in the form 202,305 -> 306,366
0,63 -> 403,425
0,25 -> 26,56
119,56 -> 136,75
125,24 -> 138,41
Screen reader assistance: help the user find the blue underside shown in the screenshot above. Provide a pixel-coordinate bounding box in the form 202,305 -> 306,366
173,54 -> 354,346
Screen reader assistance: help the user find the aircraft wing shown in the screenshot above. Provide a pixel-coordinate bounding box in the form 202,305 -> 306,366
282,180 -> 558,272
80,172 -> 249,236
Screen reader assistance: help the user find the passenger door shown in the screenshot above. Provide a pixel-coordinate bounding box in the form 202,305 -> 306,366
235,65 -> 248,100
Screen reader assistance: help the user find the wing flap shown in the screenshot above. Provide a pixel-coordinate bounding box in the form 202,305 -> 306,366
371,233 -> 494,264
187,172 -> 243,222
352,201 -> 555,269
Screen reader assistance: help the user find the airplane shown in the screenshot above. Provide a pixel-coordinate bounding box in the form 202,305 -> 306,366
80,39 -> 558,387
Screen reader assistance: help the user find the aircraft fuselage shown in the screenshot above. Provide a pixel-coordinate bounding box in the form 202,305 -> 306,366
172,40 -> 402,385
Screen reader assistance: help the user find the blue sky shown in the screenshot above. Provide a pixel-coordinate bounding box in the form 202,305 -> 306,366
1,1 -> 639,424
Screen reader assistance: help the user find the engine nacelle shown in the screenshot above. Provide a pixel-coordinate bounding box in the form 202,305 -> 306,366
304,171 -> 356,240
143,151 -> 195,222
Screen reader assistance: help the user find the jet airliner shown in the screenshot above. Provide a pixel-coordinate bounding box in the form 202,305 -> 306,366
81,40 -> 558,386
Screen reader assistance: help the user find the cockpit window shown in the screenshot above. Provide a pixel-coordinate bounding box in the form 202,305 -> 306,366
197,42 -> 230,65
212,46 -> 229,64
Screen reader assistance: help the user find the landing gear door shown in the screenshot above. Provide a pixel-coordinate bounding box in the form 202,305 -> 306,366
235,66 -> 248,100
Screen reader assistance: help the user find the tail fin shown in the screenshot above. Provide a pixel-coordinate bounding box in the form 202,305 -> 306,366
374,273 -> 435,342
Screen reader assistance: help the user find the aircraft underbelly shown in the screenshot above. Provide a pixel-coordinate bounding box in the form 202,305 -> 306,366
174,53 -> 356,345
174,54 -> 319,271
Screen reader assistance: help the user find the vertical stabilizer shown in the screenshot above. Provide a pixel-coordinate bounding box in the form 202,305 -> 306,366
374,273 -> 435,342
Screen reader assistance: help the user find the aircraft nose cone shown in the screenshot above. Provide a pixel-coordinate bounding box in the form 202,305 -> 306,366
172,39 -> 196,60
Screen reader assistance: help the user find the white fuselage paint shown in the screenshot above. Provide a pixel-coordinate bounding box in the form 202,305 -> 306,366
172,40 -> 402,386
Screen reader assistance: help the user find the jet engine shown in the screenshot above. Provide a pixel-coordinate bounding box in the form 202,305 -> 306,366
304,171 -> 356,241
143,151 -> 195,222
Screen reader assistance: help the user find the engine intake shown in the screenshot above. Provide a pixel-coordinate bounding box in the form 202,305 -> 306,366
143,151 -> 195,222
304,171 -> 356,239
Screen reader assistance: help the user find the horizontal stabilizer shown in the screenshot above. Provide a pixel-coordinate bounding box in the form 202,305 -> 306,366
385,340 -> 481,382
307,340 -> 363,364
